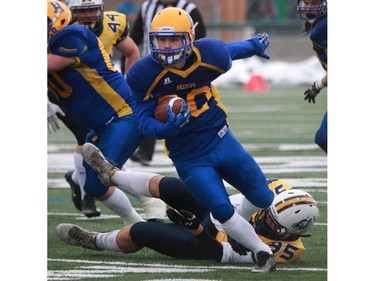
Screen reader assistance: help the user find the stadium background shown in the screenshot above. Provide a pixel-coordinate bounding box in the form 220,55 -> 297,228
104,0 -> 313,62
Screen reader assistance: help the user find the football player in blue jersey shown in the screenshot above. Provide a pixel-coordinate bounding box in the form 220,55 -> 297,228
48,0 -> 167,220
48,0 -> 141,218
125,7 -> 276,272
297,0 -> 327,153
56,179 -> 320,266
47,0 -> 146,224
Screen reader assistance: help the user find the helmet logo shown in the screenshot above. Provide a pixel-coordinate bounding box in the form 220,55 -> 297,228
292,217 -> 313,230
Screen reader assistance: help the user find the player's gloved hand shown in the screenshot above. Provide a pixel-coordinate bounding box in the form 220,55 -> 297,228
304,80 -> 323,103
167,208 -> 200,230
248,32 -> 270,60
167,100 -> 190,128
48,101 -> 65,134
227,236 -> 250,256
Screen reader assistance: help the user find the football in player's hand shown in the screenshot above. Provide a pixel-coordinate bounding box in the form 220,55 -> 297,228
154,95 -> 185,123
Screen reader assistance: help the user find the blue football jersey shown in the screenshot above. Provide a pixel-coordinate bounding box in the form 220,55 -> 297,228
127,38 -> 232,161
309,14 -> 327,71
47,25 -> 135,132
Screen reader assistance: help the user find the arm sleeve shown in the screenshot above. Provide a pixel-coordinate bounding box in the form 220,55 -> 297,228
226,40 -> 259,61
129,87 -> 180,139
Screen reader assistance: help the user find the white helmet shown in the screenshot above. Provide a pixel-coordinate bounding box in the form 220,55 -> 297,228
68,0 -> 104,31
268,189 -> 319,237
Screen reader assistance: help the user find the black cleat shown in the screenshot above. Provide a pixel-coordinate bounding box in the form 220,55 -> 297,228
130,152 -> 151,166
65,170 -> 82,211
81,195 -> 101,218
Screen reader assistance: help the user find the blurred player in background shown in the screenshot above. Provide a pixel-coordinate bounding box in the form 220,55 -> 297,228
125,0 -> 207,166
125,7 -> 276,272
48,0 -> 167,219
56,179 -> 319,266
297,0 -> 327,153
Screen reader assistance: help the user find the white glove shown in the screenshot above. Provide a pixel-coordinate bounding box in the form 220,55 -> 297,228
48,101 -> 65,134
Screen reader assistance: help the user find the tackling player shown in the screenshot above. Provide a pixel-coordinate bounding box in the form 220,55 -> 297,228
125,7 -> 275,272
56,179 -> 319,266
297,0 -> 327,153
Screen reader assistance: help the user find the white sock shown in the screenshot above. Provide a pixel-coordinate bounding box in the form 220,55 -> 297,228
72,151 -> 86,200
101,187 -> 144,225
111,170 -> 158,197
220,211 -> 272,254
236,197 -> 263,221
137,195 -> 166,220
96,229 -> 122,252
221,242 -> 254,263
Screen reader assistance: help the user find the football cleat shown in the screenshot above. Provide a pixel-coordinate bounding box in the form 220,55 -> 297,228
65,170 -> 82,211
81,142 -> 119,186
130,152 -> 151,166
252,251 -> 276,273
56,223 -> 103,251
81,195 -> 101,218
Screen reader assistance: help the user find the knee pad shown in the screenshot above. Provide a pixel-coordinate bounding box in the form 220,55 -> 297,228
211,204 -> 235,223
159,177 -> 207,221
159,177 -> 186,201
129,222 -> 153,247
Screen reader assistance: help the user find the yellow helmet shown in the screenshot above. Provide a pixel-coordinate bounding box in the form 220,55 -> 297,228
149,7 -> 197,66
47,0 -> 72,39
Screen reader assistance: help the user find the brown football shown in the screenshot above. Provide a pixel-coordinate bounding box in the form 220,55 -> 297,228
154,95 -> 184,123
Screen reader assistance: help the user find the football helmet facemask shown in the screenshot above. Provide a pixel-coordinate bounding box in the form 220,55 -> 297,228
68,0 -> 104,31
149,7 -> 197,66
267,189 -> 319,238
297,0 -> 327,22
47,0 -> 72,39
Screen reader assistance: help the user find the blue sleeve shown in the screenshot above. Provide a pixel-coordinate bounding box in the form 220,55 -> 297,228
129,87 -> 181,139
49,29 -> 87,57
226,40 -> 259,60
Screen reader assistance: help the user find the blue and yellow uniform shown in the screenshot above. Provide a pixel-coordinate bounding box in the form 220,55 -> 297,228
48,24 -> 143,197
127,38 -> 274,222
49,11 -> 132,145
309,14 -> 327,149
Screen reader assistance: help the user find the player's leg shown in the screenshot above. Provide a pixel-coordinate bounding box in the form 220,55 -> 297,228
129,221 -> 219,260
48,92 -> 100,217
131,136 -> 156,165
83,116 -> 145,225
215,130 -> 276,272
174,140 -> 275,272
82,142 -> 206,220
314,112 -> 327,153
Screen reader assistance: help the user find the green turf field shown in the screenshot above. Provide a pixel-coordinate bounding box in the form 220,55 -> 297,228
48,85 -> 327,281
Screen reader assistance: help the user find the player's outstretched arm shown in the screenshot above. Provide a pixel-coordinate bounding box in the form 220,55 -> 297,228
226,32 -> 270,61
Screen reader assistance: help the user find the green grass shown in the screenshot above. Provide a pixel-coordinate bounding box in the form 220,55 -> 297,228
48,85 -> 327,281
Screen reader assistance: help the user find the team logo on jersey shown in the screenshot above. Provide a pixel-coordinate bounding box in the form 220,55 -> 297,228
176,83 -> 196,90
164,77 -> 172,85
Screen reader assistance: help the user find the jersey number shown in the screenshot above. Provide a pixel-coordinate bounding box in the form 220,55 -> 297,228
269,242 -> 299,261
105,14 -> 120,33
186,86 -> 212,118
48,73 -> 73,99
